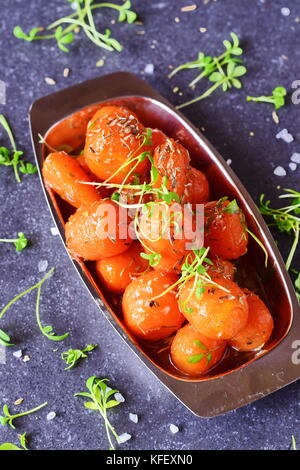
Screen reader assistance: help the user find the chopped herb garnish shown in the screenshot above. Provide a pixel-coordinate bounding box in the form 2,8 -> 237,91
61,344 -> 98,370
0,232 -> 28,252
169,32 -> 247,109
14,0 -> 137,53
247,87 -> 287,110
223,199 -> 239,214
140,251 -> 162,267
0,402 -> 47,429
188,339 -> 213,364
75,376 -> 123,450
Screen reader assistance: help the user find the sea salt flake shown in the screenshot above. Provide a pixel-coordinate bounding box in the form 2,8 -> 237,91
115,392 -> 125,403
144,64 -> 154,74
38,259 -> 48,273
50,226 -> 59,236
291,153 -> 300,164
170,424 -> 179,434
23,355 -> 30,362
117,433 -> 131,444
47,411 -> 56,421
13,350 -> 22,358
129,413 -> 138,423
273,166 -> 287,177
226,159 -> 232,166
289,162 -> 297,171
281,7 -> 290,16
276,128 -> 294,143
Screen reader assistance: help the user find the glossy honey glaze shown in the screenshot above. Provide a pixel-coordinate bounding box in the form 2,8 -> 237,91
42,96 -> 293,382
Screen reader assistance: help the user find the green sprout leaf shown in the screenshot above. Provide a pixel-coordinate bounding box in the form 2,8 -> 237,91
247,86 -> 287,110
259,188 -> 300,270
0,402 -> 47,429
169,32 -> 247,109
0,115 -> 37,183
0,268 -> 69,344
75,376 -> 123,450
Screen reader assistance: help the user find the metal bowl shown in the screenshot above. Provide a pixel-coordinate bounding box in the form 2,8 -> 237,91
29,72 -> 300,417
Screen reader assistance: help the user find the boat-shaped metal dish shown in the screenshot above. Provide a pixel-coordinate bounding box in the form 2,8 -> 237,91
29,72 -> 300,417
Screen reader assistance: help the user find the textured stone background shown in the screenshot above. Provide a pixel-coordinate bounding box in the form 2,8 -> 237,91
0,0 -> 300,450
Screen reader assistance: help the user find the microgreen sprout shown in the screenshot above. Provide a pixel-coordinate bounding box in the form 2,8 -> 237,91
0,402 -> 47,429
0,432 -> 28,451
169,32 -> 247,109
75,376 -> 123,450
291,435 -> 298,450
0,115 -> 37,183
247,86 -> 287,110
14,1 -> 137,53
0,268 -> 69,345
292,271 -> 300,304
0,232 -> 28,252
147,247 -> 230,312
61,344 -> 98,370
259,188 -> 300,270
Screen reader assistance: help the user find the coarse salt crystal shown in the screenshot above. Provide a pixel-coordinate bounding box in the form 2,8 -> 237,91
276,128 -> 294,143
144,64 -> 154,75
47,411 -> 56,421
273,166 -> 287,177
50,227 -> 59,236
281,7 -> 290,16
129,413 -> 138,424
289,162 -> 297,171
115,392 -> 125,403
170,424 -> 179,434
38,259 -> 48,273
117,433 -> 131,444
226,159 -> 232,166
291,153 -> 300,164
13,350 -> 22,358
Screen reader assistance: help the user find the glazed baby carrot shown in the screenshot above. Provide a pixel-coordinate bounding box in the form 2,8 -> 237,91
42,151 -> 101,208
179,277 -> 249,340
122,271 -> 185,341
84,105 -> 150,184
171,323 -> 227,375
65,200 -> 132,261
229,289 -> 274,351
95,241 -> 149,294
204,199 -> 248,259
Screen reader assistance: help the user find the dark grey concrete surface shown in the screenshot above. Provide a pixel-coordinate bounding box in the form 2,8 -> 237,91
0,0 -> 300,450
